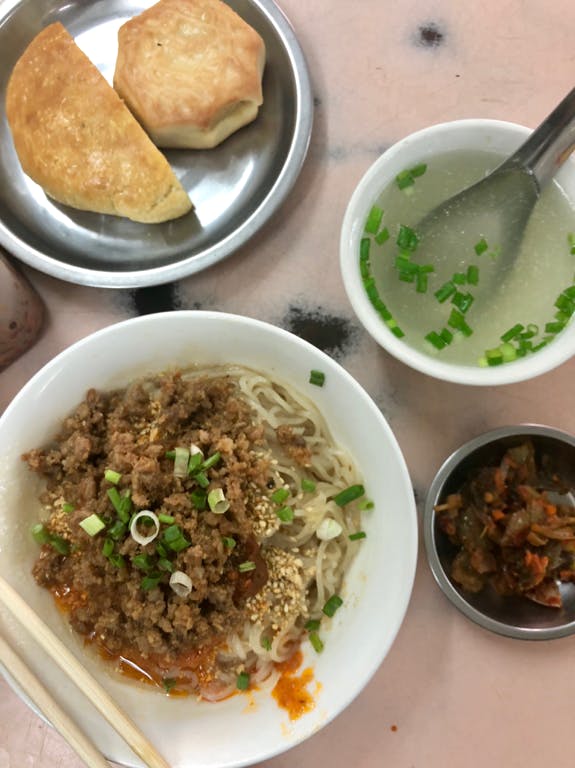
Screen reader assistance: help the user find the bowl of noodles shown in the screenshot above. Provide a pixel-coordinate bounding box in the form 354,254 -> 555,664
0,311 -> 417,768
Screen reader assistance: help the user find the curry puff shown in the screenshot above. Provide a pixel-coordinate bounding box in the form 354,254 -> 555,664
5,23 -> 192,224
113,0 -> 266,150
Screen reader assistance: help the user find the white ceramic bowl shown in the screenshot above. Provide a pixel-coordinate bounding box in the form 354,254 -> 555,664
340,119 -> 575,385
0,311 -> 417,768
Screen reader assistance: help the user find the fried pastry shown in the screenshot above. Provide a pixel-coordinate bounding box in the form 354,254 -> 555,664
113,0 -> 266,149
6,22 -> 192,223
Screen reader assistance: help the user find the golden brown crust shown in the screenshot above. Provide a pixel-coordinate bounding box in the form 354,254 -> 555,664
5,22 -> 192,223
113,0 -> 266,149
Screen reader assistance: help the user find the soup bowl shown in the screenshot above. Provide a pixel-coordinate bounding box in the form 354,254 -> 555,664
340,119 -> 575,385
0,310 -> 417,768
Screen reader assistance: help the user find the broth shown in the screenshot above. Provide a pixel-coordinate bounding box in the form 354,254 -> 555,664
364,149 -> 575,365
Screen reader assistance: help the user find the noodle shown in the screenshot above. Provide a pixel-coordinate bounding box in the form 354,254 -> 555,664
26,365 -> 366,697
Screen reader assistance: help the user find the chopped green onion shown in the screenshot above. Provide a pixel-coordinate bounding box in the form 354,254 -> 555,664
162,678 -> 177,693
236,672 -> 250,690
158,558 -> 175,573
276,506 -> 294,523
466,265 -> 479,285
555,293 -> 575,316
222,536 -> 236,549
532,337 -> 553,352
333,484 -> 365,507
395,169 -> 415,190
162,524 -> 190,553
410,163 -> 427,178
373,298 -> 393,321
261,636 -> 272,651
79,514 -> 106,537
108,553 -> 126,569
395,164 -> 427,190
207,488 -> 230,514
396,224 -> 419,252
568,232 -> 575,254
322,594 -> 343,618
474,237 -> 488,255
104,469 -> 122,485
309,631 -> 324,653
434,281 -> 456,303
158,513 -> 175,525
62,502 -> 75,514
317,517 -> 342,540
301,478 -> 316,493
201,452 -> 221,471
156,541 -> 169,558
521,323 -> 539,339
500,343 -> 517,362
190,488 -> 207,510
358,498 -> 375,511
439,328 -> 453,345
360,237 -> 371,262
107,520 -> 126,541
389,324 -> 405,338
425,331 -> 446,350
398,269 -> 416,283
394,253 -> 414,271
500,323 -> 524,343
130,510 -> 160,546
309,369 -> 325,387
485,347 -> 504,366
305,619 -> 321,632
173,446 -> 190,479
165,450 -> 176,459
187,452 -> 203,474
452,272 -> 467,285
364,205 -> 384,235
271,487 -> 289,504
194,471 -> 210,489
50,535 -> 70,556
107,487 -> 132,523
545,321 -> 566,334
169,570 -> 192,598
451,291 -> 474,313
165,536 -> 190,554
349,531 -> 367,541
102,538 -> 114,558
448,309 -> 473,336
238,561 -> 256,573
364,276 -> 379,301
141,575 -> 162,591
31,523 -> 50,545
107,487 -> 123,515
375,226 -> 390,245
132,554 -> 155,572
416,271 -> 429,293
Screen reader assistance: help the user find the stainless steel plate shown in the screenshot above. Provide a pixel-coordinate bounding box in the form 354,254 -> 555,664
0,0 -> 312,288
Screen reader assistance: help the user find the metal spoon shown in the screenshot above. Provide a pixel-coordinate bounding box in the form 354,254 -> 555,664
417,88 -> 575,266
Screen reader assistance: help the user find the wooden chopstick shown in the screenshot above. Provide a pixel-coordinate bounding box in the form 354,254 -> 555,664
0,574 -> 171,768
0,632 -> 111,768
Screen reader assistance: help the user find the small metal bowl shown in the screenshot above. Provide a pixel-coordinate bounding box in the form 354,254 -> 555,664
424,424 -> 575,640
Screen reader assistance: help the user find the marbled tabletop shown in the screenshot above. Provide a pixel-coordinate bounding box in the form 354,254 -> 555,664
2,0 -> 575,766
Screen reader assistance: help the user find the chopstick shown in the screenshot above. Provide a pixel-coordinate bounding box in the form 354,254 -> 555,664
0,574 -> 171,768
0,632 -> 111,768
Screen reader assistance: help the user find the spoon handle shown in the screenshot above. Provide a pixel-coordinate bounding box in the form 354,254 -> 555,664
503,87 -> 575,191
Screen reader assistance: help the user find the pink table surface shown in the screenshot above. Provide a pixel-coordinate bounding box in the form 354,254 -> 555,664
2,0 -> 575,766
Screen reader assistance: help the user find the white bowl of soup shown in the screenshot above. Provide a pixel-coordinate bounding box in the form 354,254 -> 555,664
340,119 -> 575,385
0,311 -> 417,768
